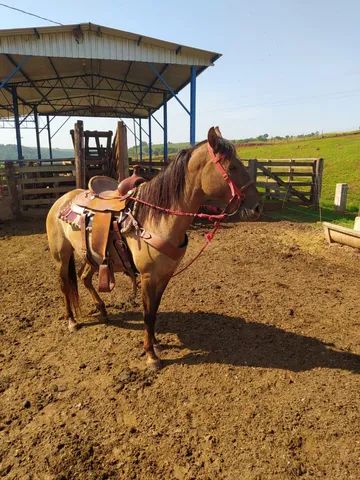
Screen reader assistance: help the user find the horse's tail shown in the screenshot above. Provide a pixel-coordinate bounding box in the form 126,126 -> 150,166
68,253 -> 81,318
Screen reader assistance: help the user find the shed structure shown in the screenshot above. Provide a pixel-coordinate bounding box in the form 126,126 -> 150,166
0,22 -> 221,162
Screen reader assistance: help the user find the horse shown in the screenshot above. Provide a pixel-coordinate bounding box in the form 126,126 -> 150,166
46,127 -> 261,369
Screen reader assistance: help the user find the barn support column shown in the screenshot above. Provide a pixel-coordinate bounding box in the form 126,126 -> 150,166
148,114 -> 152,165
46,115 -> 53,159
34,106 -> 41,159
11,86 -> 23,160
139,118 -> 143,162
190,66 -> 196,145
149,63 -> 198,147
163,93 -> 168,162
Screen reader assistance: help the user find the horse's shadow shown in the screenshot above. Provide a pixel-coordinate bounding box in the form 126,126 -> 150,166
83,311 -> 360,373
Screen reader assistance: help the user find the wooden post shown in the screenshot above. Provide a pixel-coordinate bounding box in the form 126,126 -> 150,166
311,158 -> 323,207
116,121 -> 129,181
5,161 -> 20,217
247,159 -> 257,184
334,183 -> 348,213
74,120 -> 86,188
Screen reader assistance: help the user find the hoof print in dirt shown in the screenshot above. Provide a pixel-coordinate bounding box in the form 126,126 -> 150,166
113,367 -> 157,393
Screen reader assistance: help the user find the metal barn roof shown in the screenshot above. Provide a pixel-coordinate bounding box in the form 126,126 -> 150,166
0,22 -> 221,119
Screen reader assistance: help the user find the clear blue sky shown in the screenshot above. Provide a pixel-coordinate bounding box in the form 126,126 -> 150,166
0,0 -> 359,149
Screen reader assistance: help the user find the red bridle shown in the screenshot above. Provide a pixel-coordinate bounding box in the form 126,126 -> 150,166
207,142 -> 252,212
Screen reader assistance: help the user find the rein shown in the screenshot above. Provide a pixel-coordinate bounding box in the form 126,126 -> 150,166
128,143 -> 253,276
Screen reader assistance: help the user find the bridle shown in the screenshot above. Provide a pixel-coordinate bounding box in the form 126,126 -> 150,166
207,142 -> 253,214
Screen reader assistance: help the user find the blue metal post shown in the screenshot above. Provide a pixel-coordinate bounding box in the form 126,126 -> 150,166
34,106 -> 41,159
46,115 -> 53,159
190,66 -> 196,145
163,94 -> 168,162
148,114 -> 152,165
11,86 -> 23,160
139,118 -> 143,162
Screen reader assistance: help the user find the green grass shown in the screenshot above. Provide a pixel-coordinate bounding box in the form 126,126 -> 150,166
263,202 -> 356,227
237,132 -> 360,211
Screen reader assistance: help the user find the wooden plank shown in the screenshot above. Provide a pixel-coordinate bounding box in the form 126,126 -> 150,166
20,197 -> 58,206
256,161 -> 315,167
5,162 -> 20,216
74,120 -> 86,189
252,157 -> 319,161
257,165 -> 311,203
17,165 -> 75,173
129,161 -> 167,168
260,171 -> 314,177
256,181 -> 313,188
20,208 -> 49,217
20,185 -> 75,195
18,175 -> 76,185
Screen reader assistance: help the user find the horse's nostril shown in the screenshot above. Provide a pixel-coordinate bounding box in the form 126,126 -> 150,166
253,203 -> 263,217
253,203 -> 262,214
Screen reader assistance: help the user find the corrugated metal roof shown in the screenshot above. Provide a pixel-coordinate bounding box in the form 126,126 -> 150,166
0,23 -> 221,119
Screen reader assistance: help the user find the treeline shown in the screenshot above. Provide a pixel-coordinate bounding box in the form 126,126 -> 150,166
127,131 -> 323,158
0,144 -> 74,160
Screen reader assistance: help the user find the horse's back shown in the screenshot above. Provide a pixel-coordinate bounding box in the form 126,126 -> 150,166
46,189 -> 84,261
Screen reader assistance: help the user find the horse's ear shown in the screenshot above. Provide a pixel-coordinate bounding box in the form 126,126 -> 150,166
214,126 -> 222,137
208,127 -> 221,151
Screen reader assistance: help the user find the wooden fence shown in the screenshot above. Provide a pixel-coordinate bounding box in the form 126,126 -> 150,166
0,156 -> 323,218
0,158 -> 75,217
129,157 -> 323,206
243,158 -> 323,206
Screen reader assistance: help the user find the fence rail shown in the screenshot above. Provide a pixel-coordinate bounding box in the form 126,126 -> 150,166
1,158 -> 75,217
0,156 -> 323,218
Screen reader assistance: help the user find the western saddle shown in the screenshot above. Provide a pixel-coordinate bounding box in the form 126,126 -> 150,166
60,169 -> 146,292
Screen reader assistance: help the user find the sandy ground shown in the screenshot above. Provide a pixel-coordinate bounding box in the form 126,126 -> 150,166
0,217 -> 359,479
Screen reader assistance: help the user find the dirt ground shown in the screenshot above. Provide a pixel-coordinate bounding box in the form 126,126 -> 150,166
0,215 -> 359,479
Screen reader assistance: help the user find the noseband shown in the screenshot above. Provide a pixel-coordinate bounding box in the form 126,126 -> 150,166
207,143 -> 253,212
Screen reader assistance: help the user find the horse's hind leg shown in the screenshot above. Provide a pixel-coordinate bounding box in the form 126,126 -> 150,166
141,273 -> 169,370
57,250 -> 81,332
80,264 -> 108,321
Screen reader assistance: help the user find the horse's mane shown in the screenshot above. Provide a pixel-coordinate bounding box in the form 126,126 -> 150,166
136,136 -> 235,225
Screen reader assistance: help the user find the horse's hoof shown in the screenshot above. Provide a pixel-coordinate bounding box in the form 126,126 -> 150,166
146,358 -> 162,371
154,343 -> 163,355
68,320 -> 79,333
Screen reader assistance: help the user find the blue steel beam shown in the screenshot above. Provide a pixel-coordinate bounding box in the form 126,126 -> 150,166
34,106 -> 41,159
149,63 -> 190,115
131,64 -> 169,115
151,114 -> 164,131
51,116 -> 71,139
11,87 -> 23,160
163,93 -> 168,162
0,57 -> 29,89
46,115 -> 53,159
139,118 -> 143,162
148,114 -> 152,164
133,118 -> 149,138
190,66 -> 196,145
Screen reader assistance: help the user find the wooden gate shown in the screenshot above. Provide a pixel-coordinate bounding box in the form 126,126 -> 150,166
244,158 -> 323,206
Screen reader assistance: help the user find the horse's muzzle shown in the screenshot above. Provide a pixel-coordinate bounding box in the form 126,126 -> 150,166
239,202 -> 263,220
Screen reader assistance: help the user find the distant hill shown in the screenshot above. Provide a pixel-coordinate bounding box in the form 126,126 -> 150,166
0,144 -> 74,160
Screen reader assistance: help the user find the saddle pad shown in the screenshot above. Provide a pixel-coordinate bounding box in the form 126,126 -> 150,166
73,191 -> 128,212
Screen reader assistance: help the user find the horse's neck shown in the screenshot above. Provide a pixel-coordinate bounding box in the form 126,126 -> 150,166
143,153 -> 205,245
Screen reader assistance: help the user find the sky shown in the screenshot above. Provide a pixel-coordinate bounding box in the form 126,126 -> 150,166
0,0 -> 360,150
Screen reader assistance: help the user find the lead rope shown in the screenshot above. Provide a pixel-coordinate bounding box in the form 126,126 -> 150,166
171,221 -> 221,278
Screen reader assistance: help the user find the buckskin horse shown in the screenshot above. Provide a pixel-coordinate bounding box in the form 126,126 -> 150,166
46,127 -> 261,369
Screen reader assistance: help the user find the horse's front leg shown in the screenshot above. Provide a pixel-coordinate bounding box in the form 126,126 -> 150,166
141,273 -> 169,370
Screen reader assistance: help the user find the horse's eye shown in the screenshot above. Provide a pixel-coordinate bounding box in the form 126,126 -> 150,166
229,164 -> 237,172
